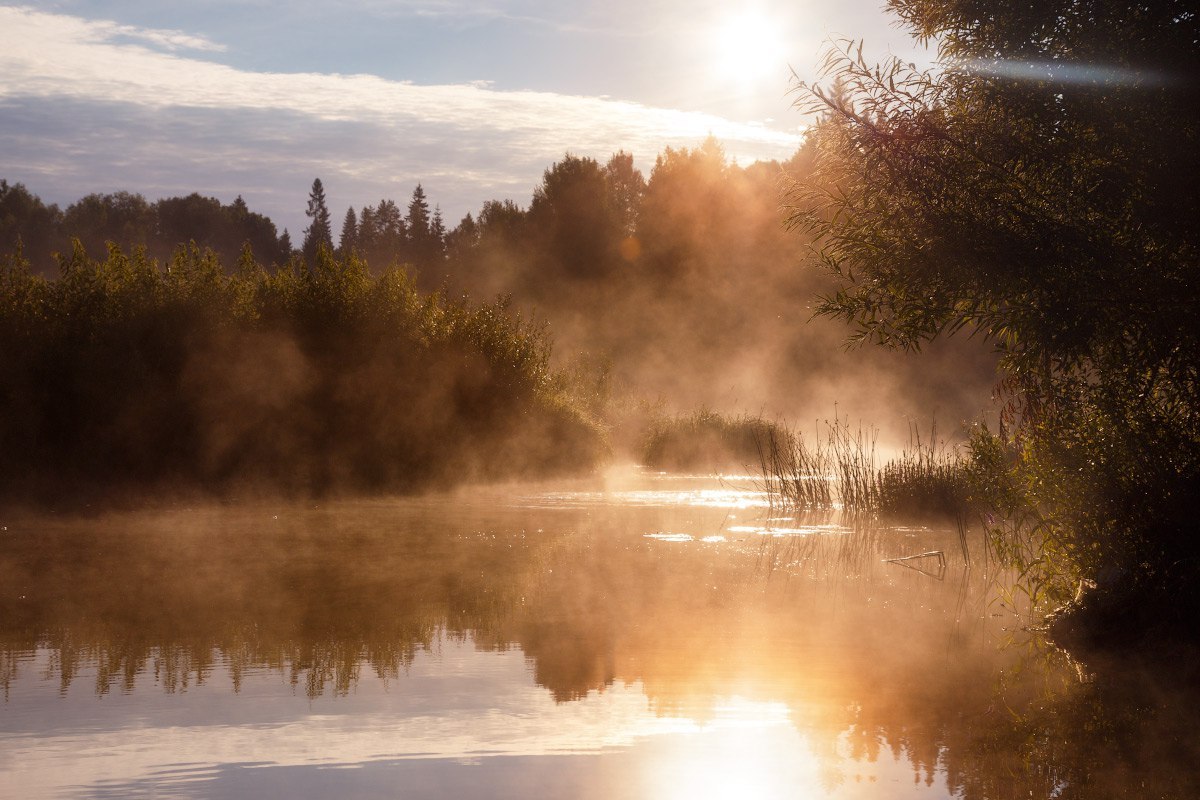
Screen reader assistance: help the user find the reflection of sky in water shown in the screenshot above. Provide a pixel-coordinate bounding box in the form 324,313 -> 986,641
2,475 -> 1190,799
0,642 -> 953,800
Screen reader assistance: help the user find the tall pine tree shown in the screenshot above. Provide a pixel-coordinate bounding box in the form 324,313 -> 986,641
302,178 -> 333,264
406,184 -> 436,270
338,206 -> 358,258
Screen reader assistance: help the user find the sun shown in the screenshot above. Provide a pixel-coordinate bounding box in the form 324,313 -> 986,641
708,9 -> 788,87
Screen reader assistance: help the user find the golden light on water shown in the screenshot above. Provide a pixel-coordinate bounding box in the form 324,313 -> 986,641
639,698 -> 819,800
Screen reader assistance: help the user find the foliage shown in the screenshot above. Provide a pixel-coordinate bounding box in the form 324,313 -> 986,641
0,243 -> 604,504
790,1 -> 1200,642
641,409 -> 784,473
0,180 -> 61,267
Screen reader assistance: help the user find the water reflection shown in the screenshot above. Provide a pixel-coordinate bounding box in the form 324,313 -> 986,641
1,475 -> 1196,798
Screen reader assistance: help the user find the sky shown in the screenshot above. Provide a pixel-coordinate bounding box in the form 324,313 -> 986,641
0,1 -> 927,237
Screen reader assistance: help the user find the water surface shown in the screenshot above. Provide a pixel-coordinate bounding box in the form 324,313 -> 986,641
1,471 -> 1195,798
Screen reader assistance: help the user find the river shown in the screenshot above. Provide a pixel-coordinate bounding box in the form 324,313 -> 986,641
0,470 -> 1194,798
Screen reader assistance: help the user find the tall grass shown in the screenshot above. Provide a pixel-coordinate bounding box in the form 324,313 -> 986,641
756,416 -> 971,519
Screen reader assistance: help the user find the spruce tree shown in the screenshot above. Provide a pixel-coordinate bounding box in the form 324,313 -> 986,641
406,184 -> 434,268
338,206 -> 358,258
302,178 -> 333,264
430,206 -> 448,264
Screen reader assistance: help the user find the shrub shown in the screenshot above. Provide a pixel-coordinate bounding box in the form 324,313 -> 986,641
0,242 -> 605,504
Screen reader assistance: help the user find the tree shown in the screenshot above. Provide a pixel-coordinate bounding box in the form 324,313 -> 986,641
405,184 -> 439,272
0,179 -> 63,274
791,1 -> 1200,638
430,206 -> 448,264
369,198 -> 405,268
154,192 -> 225,258
603,151 -> 646,236
63,191 -> 155,260
637,138 -> 733,281
338,207 -> 358,258
445,212 -> 478,265
528,154 -> 621,282
302,178 -> 333,264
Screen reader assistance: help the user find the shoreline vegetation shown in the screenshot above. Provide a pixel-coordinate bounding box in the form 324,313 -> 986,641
0,243 -> 605,507
747,406 -> 1198,656
781,0 -> 1199,655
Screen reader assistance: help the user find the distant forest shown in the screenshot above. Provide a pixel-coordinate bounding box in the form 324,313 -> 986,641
1,139 -> 996,434
0,139 -> 800,294
0,138 -> 1003,504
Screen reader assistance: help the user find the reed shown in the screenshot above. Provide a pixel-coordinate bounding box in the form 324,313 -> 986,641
755,416 -> 970,519
641,409 -> 786,473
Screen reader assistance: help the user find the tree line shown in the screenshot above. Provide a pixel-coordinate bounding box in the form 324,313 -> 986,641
1,137 -> 998,454
0,181 -> 290,272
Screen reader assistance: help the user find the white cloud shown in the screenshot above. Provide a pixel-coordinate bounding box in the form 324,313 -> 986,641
92,19 -> 228,53
0,7 -> 795,147
0,5 -> 802,233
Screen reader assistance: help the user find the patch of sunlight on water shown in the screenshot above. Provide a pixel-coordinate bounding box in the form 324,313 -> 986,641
518,488 -> 768,510
728,524 -> 851,537
643,532 -> 696,542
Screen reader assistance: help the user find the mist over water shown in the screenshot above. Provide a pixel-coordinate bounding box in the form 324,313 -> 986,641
2,473 -> 1195,799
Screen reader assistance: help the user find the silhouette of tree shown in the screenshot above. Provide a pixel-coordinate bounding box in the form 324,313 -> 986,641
430,206 -> 447,263
528,154 -> 621,283
302,178 -> 333,264
405,184 -> 439,273
155,193 -> 226,256
63,191 -> 155,260
338,206 -> 358,258
219,195 -> 288,266
445,212 -> 478,265
638,138 -> 732,281
604,151 -> 646,236
0,179 -> 63,274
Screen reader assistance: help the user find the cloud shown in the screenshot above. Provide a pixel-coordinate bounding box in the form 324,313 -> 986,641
91,19 -> 228,53
0,5 -> 801,233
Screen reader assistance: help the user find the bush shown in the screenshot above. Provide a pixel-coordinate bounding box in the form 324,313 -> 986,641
0,243 -> 605,504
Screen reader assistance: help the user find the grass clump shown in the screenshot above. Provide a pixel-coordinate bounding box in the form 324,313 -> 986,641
0,242 -> 605,504
757,417 -> 971,519
876,423 -> 972,519
641,409 -> 786,474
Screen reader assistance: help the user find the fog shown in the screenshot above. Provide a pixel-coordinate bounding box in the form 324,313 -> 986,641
434,139 -> 998,454
0,136 -> 999,506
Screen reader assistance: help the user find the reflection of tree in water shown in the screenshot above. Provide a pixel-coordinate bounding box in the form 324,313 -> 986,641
0,505 -> 1195,796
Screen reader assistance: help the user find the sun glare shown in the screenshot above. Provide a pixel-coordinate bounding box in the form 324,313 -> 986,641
709,10 -> 787,86
638,698 -> 821,800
